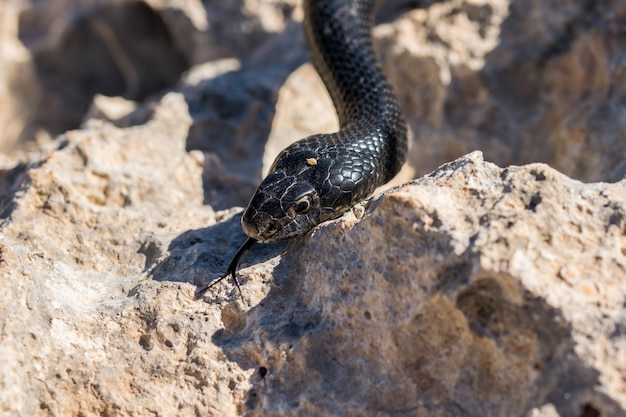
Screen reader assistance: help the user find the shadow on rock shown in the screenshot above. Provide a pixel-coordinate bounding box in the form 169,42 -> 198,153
183,21 -> 309,211
19,2 -> 190,139
208,222 -> 623,416
149,212 -> 287,292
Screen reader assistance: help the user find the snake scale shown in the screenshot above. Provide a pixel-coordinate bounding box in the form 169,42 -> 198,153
197,0 -> 408,297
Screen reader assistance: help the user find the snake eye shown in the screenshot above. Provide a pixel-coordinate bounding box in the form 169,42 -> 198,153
293,195 -> 313,214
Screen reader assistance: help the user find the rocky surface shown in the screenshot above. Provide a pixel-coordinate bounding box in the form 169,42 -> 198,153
0,0 -> 625,416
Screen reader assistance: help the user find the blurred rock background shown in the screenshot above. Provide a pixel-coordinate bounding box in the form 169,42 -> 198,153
0,0 -> 625,416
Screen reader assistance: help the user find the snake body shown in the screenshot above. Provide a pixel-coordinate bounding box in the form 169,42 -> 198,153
197,0 -> 407,296
242,0 -> 407,242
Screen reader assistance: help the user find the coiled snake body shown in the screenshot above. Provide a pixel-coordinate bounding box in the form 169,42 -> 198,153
197,0 -> 408,297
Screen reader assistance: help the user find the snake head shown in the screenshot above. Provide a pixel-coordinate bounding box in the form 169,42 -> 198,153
241,171 -> 322,242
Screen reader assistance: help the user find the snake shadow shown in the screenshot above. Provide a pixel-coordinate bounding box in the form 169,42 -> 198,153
148,10 -> 309,293
149,212 -> 288,291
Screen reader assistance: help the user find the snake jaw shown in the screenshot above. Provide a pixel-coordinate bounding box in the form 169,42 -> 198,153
241,198 -> 323,242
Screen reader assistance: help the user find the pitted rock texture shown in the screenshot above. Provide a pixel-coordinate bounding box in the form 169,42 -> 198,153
237,151 -> 626,416
0,0 -> 625,416
2,127 -> 625,416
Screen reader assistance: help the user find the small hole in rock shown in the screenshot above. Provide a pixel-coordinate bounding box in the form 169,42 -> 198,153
259,366 -> 268,378
139,334 -> 153,351
363,310 -> 372,320
581,403 -> 600,417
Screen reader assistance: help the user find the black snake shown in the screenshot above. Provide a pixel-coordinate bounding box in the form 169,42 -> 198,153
197,0 -> 408,297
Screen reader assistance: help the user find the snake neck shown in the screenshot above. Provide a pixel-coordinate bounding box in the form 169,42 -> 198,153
240,0 -> 408,242
303,0 -> 407,181
304,0 -> 389,122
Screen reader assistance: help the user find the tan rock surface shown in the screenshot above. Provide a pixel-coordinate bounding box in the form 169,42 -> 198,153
0,0 -> 625,416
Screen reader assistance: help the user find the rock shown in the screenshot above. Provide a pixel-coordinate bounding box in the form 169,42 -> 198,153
374,0 -> 626,183
235,151 -> 626,416
1,0 -> 626,416
2,0 -> 298,149
0,92 -> 219,415
4,0 -> 625,183
2,133 -> 626,415
0,0 -> 43,151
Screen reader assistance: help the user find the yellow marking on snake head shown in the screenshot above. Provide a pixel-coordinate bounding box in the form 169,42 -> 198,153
306,158 -> 318,166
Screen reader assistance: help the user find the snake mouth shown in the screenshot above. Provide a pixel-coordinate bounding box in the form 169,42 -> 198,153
241,217 -> 278,241
241,219 -> 261,240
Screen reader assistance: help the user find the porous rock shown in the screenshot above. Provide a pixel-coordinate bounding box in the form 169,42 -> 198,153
1,0 -> 626,416
2,119 -> 626,415
236,151 -> 626,416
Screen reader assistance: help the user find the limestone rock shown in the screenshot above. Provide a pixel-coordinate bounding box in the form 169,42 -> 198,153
2,0 -> 298,149
2,131 -> 625,415
373,0 -> 626,183
0,0 -> 42,151
5,0 -> 625,182
234,151 -> 626,416
1,0 -> 626,416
